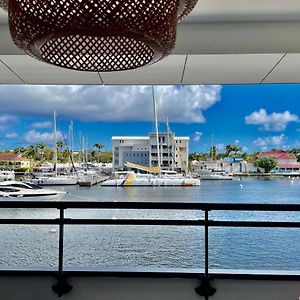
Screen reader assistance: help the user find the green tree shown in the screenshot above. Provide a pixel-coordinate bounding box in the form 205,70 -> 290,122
209,145 -> 218,160
25,145 -> 38,160
56,140 -> 64,162
37,143 -> 46,161
93,142 -> 105,163
255,157 -> 277,173
225,144 -> 233,157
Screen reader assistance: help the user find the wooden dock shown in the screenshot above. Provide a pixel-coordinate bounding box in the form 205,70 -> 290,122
78,174 -> 109,187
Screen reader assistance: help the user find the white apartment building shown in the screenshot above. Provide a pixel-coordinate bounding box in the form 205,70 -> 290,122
112,133 -> 189,171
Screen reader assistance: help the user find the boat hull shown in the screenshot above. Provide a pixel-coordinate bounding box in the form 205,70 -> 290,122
102,178 -> 200,187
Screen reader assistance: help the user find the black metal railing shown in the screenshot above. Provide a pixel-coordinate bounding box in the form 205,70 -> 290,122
0,200 -> 300,298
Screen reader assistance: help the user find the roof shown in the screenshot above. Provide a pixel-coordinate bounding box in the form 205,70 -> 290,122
0,153 -> 29,161
260,151 -> 296,160
112,137 -> 149,140
2,1 -> 300,84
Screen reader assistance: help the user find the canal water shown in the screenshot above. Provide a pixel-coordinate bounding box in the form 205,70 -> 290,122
0,177 -> 300,272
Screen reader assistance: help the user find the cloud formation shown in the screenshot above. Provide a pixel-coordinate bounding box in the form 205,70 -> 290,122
253,134 -> 286,150
193,131 -> 203,142
0,85 -> 222,124
0,114 -> 18,130
23,130 -> 63,145
245,109 -> 298,131
30,121 -> 53,129
5,133 -> 18,139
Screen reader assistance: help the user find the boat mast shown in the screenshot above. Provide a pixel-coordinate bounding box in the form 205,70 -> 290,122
211,134 -> 214,161
166,116 -> 171,170
70,121 -> 74,164
53,110 -> 57,177
152,86 -> 161,175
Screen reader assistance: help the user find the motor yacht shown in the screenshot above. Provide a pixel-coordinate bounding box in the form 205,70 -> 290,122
198,170 -> 233,180
0,181 -> 66,198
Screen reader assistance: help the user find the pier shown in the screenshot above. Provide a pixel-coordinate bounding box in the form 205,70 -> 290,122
78,174 -> 109,187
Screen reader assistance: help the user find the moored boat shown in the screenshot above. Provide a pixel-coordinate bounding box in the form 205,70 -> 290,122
198,169 -> 233,180
102,171 -> 200,186
0,170 -> 15,182
0,181 -> 66,198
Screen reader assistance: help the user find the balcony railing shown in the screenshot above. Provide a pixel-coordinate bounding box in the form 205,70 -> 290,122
0,200 -> 299,298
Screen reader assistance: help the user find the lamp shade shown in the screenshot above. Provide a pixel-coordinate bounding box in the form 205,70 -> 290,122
0,0 -> 198,72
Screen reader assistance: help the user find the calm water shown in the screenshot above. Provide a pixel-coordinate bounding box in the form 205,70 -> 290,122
0,177 -> 300,271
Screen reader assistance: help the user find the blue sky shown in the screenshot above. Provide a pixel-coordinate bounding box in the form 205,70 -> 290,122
0,84 -> 300,153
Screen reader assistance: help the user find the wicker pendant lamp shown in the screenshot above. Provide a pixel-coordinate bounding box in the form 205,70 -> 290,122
0,0 -> 197,72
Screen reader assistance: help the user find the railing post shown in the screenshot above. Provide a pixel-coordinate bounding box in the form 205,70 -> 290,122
52,208 -> 73,297
195,210 -> 216,299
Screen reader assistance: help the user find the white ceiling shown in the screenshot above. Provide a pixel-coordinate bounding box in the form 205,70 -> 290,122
2,1 -> 300,85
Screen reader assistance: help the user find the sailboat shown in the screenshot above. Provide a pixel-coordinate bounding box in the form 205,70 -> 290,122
102,88 -> 200,187
26,111 -> 78,186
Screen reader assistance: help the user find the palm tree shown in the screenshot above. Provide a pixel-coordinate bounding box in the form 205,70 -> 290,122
209,146 -> 218,160
37,143 -> 46,161
225,144 -> 233,157
14,147 -> 26,155
56,141 -> 64,162
93,142 -> 104,163
25,145 -> 38,160
232,145 -> 242,157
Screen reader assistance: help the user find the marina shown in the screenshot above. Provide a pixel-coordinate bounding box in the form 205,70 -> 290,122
1,0 -> 300,299
0,178 -> 299,271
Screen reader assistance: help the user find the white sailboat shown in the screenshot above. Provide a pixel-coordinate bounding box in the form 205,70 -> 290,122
26,111 -> 78,186
102,88 -> 200,187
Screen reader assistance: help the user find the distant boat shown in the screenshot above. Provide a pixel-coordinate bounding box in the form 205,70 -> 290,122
25,111 -> 78,186
197,169 -> 233,180
27,175 -> 78,186
0,170 -> 15,182
0,181 -> 66,198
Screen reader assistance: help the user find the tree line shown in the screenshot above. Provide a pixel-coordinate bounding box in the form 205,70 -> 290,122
189,144 -> 300,173
1,141 -> 112,164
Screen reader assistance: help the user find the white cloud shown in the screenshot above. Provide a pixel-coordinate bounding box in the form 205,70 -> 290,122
253,134 -> 286,150
0,85 -> 222,124
245,109 -> 298,131
193,131 -> 203,142
30,121 -> 52,129
5,133 -> 18,139
0,114 -> 18,130
23,130 -> 63,145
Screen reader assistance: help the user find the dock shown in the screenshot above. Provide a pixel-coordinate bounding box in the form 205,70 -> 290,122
78,174 -> 109,187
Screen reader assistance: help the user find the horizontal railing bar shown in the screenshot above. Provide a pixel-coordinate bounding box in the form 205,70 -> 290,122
209,221 -> 300,228
0,201 -> 300,211
0,218 -> 299,229
0,268 -> 300,281
0,219 -> 205,226
63,219 -> 205,226
0,219 -> 60,225
0,218 -> 300,227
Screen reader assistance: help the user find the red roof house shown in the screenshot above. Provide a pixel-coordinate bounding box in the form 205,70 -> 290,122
260,150 -> 300,171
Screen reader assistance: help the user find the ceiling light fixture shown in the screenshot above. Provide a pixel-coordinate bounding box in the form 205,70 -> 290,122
0,0 -> 197,72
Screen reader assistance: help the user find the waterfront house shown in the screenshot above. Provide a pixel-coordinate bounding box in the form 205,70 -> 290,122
0,153 -> 31,170
191,158 -> 258,174
259,150 -> 300,173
